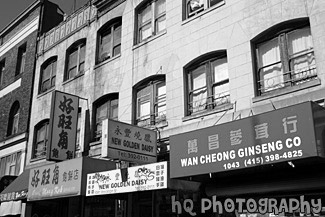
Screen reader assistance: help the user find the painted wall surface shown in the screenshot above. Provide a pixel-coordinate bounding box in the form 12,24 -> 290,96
28,0 -> 325,167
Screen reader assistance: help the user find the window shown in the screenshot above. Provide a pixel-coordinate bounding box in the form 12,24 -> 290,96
33,120 -> 49,159
185,0 -> 224,19
0,152 -> 21,176
254,20 -> 316,96
136,0 -> 166,43
134,77 -> 166,128
0,59 -> 5,87
65,40 -> 86,81
185,52 -> 229,116
7,101 -> 20,136
39,57 -> 57,93
16,43 -> 26,76
97,20 -> 122,63
94,94 -> 118,141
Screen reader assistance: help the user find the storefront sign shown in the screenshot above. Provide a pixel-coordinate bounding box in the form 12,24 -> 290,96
170,102 -> 325,178
0,190 -> 27,202
47,91 -> 79,161
102,119 -> 157,164
86,161 -> 167,196
28,158 -> 82,201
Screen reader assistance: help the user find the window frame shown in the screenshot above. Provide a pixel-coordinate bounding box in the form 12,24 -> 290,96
16,43 -> 27,76
7,101 -> 20,137
96,19 -> 122,64
253,19 -> 316,96
0,152 -> 21,176
184,0 -> 225,20
0,59 -> 5,87
185,52 -> 230,116
65,39 -> 86,81
32,120 -> 49,159
39,56 -> 57,94
93,94 -> 119,141
136,0 -> 166,44
134,76 -> 166,128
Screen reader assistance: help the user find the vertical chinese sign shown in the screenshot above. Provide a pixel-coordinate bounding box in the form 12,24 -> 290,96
47,91 -> 79,161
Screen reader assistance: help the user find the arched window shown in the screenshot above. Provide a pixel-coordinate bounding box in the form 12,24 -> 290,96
16,43 -> 26,76
32,119 -> 49,159
135,0 -> 166,43
7,101 -> 20,136
252,19 -> 316,96
184,51 -> 229,116
97,18 -> 122,63
134,75 -> 166,128
93,93 -> 119,141
39,56 -> 57,93
65,39 -> 86,81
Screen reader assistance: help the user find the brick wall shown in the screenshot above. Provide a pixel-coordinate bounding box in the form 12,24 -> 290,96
0,31 -> 38,141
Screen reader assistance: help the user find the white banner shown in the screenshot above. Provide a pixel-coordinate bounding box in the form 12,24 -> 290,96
86,161 -> 167,196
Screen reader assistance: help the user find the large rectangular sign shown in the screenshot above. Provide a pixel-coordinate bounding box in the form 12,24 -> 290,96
170,102 -> 325,178
103,119 -> 157,164
47,91 -> 79,161
28,158 -> 83,201
86,161 -> 167,196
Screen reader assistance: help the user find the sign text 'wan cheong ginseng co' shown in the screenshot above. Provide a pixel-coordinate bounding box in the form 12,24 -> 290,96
170,102 -> 325,178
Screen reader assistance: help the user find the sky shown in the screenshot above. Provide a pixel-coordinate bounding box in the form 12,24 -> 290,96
0,0 -> 90,32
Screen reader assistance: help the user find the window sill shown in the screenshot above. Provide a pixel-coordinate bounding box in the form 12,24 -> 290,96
133,30 -> 167,50
138,120 -> 168,130
14,73 -> 22,81
0,132 -> 26,145
252,78 -> 321,103
182,1 -> 225,25
90,140 -> 102,147
37,87 -> 55,98
182,103 -> 233,122
62,72 -> 85,85
94,54 -> 121,70
30,156 -> 46,163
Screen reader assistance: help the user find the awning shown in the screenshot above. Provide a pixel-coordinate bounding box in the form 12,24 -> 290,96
0,176 -> 17,193
0,201 -> 22,216
168,178 -> 201,192
0,169 -> 30,202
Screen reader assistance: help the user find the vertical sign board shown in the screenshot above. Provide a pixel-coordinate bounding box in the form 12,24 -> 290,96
106,119 -> 157,164
28,158 -> 83,201
47,91 -> 79,161
170,101 -> 325,178
86,161 -> 167,196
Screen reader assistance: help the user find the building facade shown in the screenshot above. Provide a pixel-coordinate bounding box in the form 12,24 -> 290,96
0,0 -> 63,215
0,0 -> 63,181
19,0 -> 325,216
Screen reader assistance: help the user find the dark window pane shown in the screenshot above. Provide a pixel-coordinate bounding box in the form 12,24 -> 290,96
210,0 -> 223,7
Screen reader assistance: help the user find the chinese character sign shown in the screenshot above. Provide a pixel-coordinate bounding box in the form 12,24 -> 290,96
170,102 -> 325,178
86,161 -> 167,196
28,158 -> 82,201
105,120 -> 157,164
47,91 -> 79,161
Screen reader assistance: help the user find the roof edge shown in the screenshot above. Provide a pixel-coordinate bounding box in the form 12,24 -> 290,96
0,0 -> 42,37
